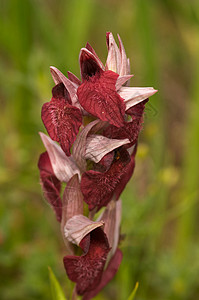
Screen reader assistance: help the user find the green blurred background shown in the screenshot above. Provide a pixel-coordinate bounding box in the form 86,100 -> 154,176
1,0 -> 199,299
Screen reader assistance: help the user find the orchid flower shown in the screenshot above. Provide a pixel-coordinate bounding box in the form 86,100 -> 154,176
38,32 -> 157,298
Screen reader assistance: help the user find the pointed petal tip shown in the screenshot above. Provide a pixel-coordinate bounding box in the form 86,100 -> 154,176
50,66 -> 58,74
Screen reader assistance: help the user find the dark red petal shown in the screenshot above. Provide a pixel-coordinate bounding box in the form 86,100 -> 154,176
104,101 -> 147,144
93,151 -> 114,173
80,50 -> 102,80
67,71 -> 81,86
81,148 -> 130,211
51,82 -> 72,104
84,43 -> 105,73
41,84 -> 82,156
38,152 -> 62,222
83,248 -> 123,300
63,228 -> 110,295
115,145 -> 137,200
77,70 -> 126,127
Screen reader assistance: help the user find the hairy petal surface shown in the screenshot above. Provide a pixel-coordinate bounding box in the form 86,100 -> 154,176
81,148 -> 130,211
63,228 -> 110,295
82,248 -> 123,300
39,132 -> 80,182
77,70 -> 126,127
41,83 -> 82,156
38,151 -> 62,222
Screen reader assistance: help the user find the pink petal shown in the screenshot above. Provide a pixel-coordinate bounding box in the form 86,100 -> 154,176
81,148 -> 131,211
41,83 -> 82,156
117,34 -> 129,76
85,134 -> 129,163
79,48 -> 104,81
99,200 -> 122,259
115,74 -> 134,90
77,70 -> 126,127
82,248 -> 123,300
72,120 -> 101,171
38,152 -> 62,222
64,215 -> 104,246
105,32 -> 121,73
119,86 -> 158,111
61,175 -> 84,241
63,228 -> 110,295
39,132 -> 80,182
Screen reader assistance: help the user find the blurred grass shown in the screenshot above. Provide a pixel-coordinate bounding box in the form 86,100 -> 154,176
1,0 -> 199,299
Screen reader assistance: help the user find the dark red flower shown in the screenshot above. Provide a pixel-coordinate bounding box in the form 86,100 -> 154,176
38,151 -> 62,222
41,83 -> 82,156
83,248 -> 123,300
104,100 -> 148,145
81,148 -> 131,211
77,48 -> 126,127
63,228 -> 110,295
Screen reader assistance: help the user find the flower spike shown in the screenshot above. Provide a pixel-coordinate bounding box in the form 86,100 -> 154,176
38,32 -> 157,299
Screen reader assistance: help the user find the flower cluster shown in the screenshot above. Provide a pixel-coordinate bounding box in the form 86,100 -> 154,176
38,32 -> 157,299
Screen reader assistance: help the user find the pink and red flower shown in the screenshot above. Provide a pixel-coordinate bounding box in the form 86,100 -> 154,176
38,32 -> 157,298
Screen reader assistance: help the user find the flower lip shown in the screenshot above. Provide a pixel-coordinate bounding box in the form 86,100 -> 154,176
63,227 -> 110,295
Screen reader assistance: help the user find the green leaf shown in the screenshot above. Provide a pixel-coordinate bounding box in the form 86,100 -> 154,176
127,282 -> 139,300
48,267 -> 67,300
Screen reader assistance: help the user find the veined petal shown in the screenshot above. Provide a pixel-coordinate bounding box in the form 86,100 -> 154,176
79,48 -> 104,81
64,214 -> 104,246
115,74 -> 134,90
85,42 -> 105,70
67,71 -> 81,87
119,86 -> 158,110
81,148 -> 131,211
50,67 -> 85,113
61,174 -> 83,254
61,174 -> 83,235
99,199 -> 122,259
39,132 -> 80,182
105,32 -> 121,73
63,228 -> 110,295
104,101 -> 147,144
118,34 -> 129,76
41,87 -> 82,156
50,67 -> 77,100
72,120 -> 101,171
82,248 -> 123,300
38,151 -> 62,222
77,70 -> 126,127
85,135 -> 129,163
